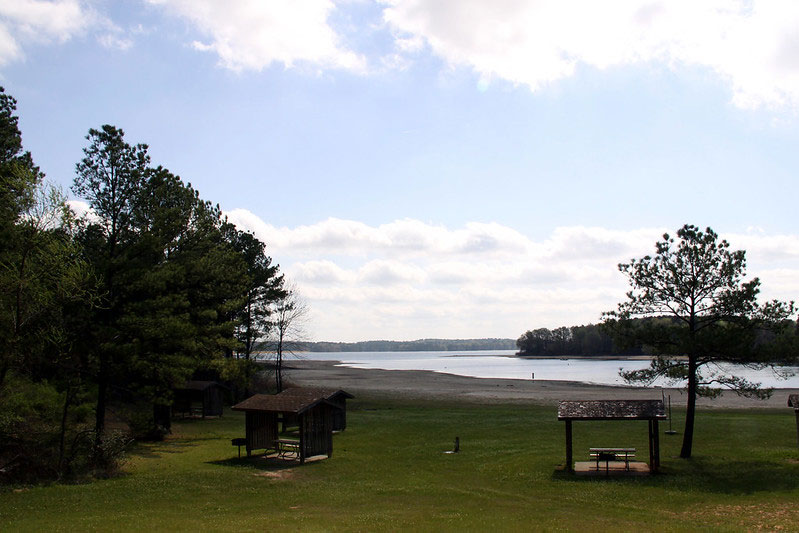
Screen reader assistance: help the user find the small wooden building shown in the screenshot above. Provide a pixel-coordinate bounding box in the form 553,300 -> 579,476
232,394 -> 336,463
280,388 -> 354,431
558,399 -> 666,473
173,380 -> 225,418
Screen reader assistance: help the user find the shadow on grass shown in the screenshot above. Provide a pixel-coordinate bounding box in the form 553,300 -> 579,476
550,458 -> 799,494
130,439 -> 201,458
207,455 -> 300,473
129,430 -> 233,458
677,458 -> 799,494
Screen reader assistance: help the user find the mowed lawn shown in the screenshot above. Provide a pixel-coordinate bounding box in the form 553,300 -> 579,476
2,398 -> 799,531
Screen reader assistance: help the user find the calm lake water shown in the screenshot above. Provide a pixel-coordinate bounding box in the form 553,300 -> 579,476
297,350 -> 799,388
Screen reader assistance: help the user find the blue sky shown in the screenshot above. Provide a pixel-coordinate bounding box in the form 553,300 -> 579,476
2,1 -> 798,341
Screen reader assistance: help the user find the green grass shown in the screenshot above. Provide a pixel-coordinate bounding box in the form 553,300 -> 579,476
2,398 -> 798,531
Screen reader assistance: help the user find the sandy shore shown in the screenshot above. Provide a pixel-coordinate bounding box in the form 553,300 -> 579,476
283,359 -> 799,409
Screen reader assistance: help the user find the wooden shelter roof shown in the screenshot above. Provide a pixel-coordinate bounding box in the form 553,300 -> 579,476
558,399 -> 666,421
280,387 -> 354,402
232,394 -> 333,415
788,394 -> 799,408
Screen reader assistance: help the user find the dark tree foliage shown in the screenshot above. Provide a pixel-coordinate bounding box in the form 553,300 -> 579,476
73,125 -> 152,457
1,90 -> 287,482
227,229 -> 285,360
75,133 -> 249,445
515,324 -> 630,356
72,126 -> 277,452
0,88 -> 99,482
603,225 -> 795,458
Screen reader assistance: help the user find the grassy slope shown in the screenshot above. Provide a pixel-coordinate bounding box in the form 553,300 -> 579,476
1,398 -> 798,532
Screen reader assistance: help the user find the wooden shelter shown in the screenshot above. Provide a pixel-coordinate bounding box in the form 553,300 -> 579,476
173,381 -> 225,418
557,399 -> 666,473
232,394 -> 336,463
789,394 -> 799,447
280,388 -> 354,431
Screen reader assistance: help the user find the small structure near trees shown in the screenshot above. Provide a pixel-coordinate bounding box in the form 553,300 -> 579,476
280,387 -> 354,431
173,381 -> 225,418
558,399 -> 666,474
789,394 -> 799,447
232,393 -> 338,463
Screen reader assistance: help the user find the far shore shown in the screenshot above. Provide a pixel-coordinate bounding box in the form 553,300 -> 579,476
279,359 -> 799,410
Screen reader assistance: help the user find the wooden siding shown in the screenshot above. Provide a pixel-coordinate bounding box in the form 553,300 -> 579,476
246,411 -> 277,452
301,405 -> 334,459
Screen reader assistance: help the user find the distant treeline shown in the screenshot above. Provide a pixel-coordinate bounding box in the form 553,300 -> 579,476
304,338 -> 518,352
516,324 -> 646,357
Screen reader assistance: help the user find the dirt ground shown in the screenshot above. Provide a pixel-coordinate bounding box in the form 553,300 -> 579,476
283,359 -> 799,409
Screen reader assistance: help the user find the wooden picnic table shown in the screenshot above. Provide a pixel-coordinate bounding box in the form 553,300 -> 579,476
589,447 -> 636,472
275,438 -> 300,459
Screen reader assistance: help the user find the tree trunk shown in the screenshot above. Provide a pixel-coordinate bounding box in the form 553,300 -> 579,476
93,359 -> 108,465
275,329 -> 284,393
0,361 -> 8,390
276,347 -> 283,393
680,355 -> 697,458
58,384 -> 75,477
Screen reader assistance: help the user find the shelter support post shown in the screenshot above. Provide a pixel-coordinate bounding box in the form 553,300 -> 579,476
648,420 -> 654,472
795,409 -> 799,448
652,419 -> 660,472
299,413 -> 305,465
565,420 -> 573,473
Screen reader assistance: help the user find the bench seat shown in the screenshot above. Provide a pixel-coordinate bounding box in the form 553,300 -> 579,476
589,447 -> 636,472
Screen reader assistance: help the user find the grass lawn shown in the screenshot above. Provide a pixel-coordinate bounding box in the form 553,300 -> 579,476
1,397 -> 798,531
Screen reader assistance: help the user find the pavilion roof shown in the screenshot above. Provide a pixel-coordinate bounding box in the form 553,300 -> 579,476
557,399 -> 666,421
280,387 -> 354,402
232,393 -> 333,415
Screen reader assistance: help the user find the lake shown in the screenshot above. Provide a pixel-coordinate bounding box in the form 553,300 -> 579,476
295,350 -> 799,388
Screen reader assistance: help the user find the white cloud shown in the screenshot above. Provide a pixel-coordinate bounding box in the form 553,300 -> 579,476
0,0 -> 87,41
293,259 -> 354,284
226,211 -> 535,257
227,213 -> 799,341
66,199 -> 98,222
0,0 -> 137,64
358,259 -> 427,285
97,32 -> 133,51
148,0 -> 365,72
381,0 -> 799,110
0,0 -> 91,65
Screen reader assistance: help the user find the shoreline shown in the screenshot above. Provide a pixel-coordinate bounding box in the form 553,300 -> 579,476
280,359 -> 799,409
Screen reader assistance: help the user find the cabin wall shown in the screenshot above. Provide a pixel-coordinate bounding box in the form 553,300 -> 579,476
247,411 -> 278,452
331,400 -> 347,431
301,405 -> 333,458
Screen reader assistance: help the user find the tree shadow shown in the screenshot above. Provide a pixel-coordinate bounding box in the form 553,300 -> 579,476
129,439 -> 200,459
681,458 -> 799,494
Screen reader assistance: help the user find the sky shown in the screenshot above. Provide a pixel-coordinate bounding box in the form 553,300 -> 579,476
1,0 -> 798,342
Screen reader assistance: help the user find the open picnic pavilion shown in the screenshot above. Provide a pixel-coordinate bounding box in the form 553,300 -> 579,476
558,399 -> 666,475
232,393 -> 338,464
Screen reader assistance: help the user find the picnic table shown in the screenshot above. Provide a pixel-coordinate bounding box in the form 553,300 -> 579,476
276,438 -> 300,459
589,447 -> 636,473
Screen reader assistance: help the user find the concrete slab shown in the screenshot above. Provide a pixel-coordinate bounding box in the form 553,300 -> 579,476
574,460 -> 651,476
